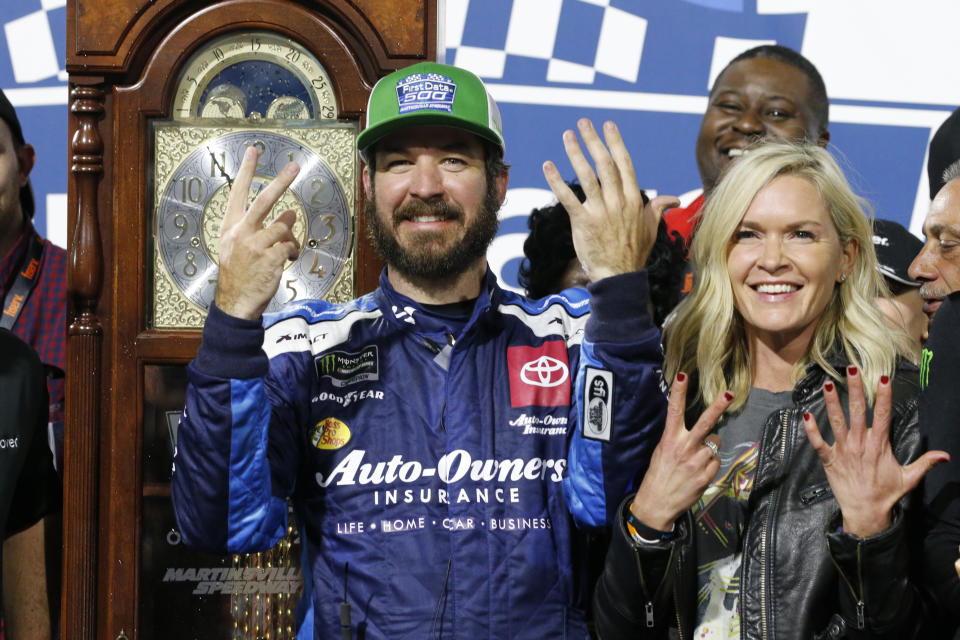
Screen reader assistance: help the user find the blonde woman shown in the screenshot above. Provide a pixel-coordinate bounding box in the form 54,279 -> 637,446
592,143 -> 948,639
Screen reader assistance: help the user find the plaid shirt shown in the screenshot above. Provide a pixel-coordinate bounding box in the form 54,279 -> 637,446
0,221 -> 66,425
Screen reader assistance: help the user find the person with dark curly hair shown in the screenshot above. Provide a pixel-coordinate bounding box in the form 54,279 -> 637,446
518,182 -> 686,327
518,183 -> 586,299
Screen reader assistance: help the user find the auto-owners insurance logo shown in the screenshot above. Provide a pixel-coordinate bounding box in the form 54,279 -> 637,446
507,340 -> 570,407
315,346 -> 379,387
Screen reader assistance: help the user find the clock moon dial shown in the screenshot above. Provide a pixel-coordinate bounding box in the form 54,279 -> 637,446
174,30 -> 337,121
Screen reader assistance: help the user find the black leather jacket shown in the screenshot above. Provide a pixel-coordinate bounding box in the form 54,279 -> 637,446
593,358 -> 924,639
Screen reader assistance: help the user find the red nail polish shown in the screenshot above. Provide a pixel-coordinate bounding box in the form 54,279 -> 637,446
847,366 -> 858,376
880,375 -> 890,385
803,412 -> 811,421
824,382 -> 835,392
676,372 -> 686,382
724,391 -> 734,402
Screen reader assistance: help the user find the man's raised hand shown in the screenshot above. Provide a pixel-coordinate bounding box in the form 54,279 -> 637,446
214,146 -> 301,320
542,119 -> 679,281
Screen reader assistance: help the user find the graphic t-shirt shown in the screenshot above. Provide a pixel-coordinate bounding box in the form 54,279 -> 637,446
692,388 -> 792,638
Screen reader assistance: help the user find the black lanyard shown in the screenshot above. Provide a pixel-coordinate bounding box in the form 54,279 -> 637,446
1,233 -> 44,330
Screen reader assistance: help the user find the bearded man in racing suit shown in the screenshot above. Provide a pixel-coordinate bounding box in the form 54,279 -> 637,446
171,62 -> 669,639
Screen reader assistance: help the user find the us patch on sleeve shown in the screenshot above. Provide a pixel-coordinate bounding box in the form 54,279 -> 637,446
582,367 -> 613,442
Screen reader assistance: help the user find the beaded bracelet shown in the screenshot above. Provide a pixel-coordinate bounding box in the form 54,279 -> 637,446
625,507 -> 676,544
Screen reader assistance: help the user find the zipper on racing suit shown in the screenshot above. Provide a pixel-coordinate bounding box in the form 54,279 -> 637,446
423,335 -> 457,432
423,338 -> 443,354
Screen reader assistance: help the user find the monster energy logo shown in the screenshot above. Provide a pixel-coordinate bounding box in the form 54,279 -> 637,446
316,346 -> 379,387
920,347 -> 933,390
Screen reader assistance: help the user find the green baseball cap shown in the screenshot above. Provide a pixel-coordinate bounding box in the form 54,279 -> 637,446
357,62 -> 505,161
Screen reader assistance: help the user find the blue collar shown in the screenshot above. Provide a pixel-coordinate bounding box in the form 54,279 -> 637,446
375,268 -> 502,341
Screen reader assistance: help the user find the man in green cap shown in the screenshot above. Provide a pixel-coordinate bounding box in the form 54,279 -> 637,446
172,61 -> 667,639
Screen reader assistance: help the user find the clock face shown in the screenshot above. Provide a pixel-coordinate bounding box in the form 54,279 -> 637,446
149,30 -> 357,329
154,129 -> 353,319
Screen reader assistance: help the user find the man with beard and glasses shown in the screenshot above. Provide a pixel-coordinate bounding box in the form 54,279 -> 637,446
909,160 -> 960,637
171,62 -> 667,639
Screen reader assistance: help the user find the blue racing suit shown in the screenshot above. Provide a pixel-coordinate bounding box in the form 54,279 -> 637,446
171,268 -> 666,639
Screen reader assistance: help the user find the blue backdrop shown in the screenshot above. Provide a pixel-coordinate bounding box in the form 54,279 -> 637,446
4,0 -> 956,292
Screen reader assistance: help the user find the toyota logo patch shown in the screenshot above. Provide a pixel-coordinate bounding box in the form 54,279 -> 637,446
507,341 -> 571,407
520,356 -> 569,388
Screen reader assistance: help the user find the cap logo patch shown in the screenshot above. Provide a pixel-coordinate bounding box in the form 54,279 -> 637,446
396,73 -> 457,114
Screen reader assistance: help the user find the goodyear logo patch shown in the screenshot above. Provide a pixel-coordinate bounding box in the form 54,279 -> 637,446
316,346 -> 379,387
396,72 -> 456,114
310,418 -> 352,450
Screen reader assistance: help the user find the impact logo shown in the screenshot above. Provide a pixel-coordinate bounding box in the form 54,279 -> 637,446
583,367 -> 613,442
20,258 -> 38,279
316,346 -> 379,387
310,418 -> 352,450
507,341 -> 570,407
396,72 -> 457,114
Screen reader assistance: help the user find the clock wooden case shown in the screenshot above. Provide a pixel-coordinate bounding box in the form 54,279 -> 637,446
65,1 -> 437,638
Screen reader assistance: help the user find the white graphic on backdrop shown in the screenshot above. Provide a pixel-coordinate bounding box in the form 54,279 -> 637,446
455,0 -> 647,85
759,0 -> 960,106
2,0 -> 68,244
4,1 -> 959,272
448,0 -> 959,286
4,6 -> 63,83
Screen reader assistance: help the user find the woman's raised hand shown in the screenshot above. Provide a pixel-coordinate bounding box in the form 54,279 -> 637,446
629,373 -> 734,532
803,366 -> 949,537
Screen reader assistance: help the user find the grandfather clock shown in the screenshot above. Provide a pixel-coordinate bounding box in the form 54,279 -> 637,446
65,2 -> 437,638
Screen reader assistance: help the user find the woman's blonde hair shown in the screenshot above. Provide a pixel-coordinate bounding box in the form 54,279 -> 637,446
663,142 -> 912,409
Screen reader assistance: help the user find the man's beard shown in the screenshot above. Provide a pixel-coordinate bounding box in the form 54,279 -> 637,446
365,183 -> 501,281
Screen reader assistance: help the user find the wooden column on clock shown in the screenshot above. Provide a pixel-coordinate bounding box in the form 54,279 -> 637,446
64,1 -> 437,638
